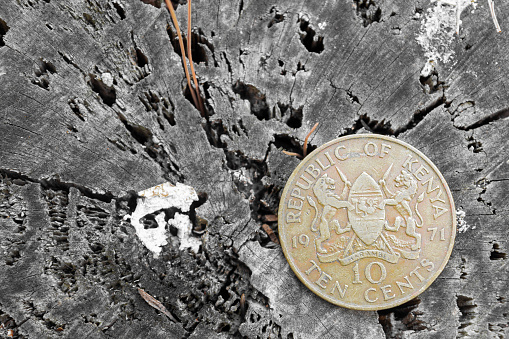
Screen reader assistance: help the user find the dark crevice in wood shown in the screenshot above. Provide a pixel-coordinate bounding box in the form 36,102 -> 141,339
0,17 -> 10,47
274,134 -> 316,156
238,0 -> 244,17
189,192 -> 209,235
139,0 -> 161,8
129,31 -> 152,83
116,113 -> 153,145
35,58 -> 57,76
112,2 -> 126,20
58,51 -> 83,72
457,295 -> 477,336
358,114 -> 394,135
224,151 -> 280,248
88,74 -> 116,106
276,103 -> 303,128
394,95 -> 447,136
342,94 -> 445,137
140,212 -> 161,229
202,119 -> 228,148
184,83 -> 208,116
68,97 -> 88,121
458,107 -> 509,131
475,177 -> 497,215
166,25 -> 216,67
278,59 -> 287,75
467,135 -> 484,153
135,48 -> 148,68
107,137 -> 137,154
338,117 -> 365,136
268,7 -> 285,29
233,80 -> 271,120
346,89 -> 360,105
419,69 -> 444,94
460,257 -> 468,279
232,81 -> 305,128
31,77 -> 50,90
353,0 -> 382,27
82,13 -> 98,30
297,17 -> 324,54
139,90 -> 176,129
30,58 -> 57,90
378,297 -> 428,338
116,112 -> 183,182
222,51 -> 233,76
295,61 -> 306,75
490,243 -> 507,260
0,168 -> 114,203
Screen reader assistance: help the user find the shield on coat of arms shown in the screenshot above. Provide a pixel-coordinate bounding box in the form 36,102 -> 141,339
347,172 -> 385,245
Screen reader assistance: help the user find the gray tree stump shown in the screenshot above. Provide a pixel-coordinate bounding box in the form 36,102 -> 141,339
0,0 -> 508,338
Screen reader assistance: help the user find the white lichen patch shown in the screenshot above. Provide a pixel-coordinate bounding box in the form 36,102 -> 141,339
416,0 -> 477,65
457,208 -> 474,233
127,182 -> 198,257
101,72 -> 114,87
168,213 -> 202,253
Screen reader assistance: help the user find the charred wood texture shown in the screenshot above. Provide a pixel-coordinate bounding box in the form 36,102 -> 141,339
0,0 -> 508,338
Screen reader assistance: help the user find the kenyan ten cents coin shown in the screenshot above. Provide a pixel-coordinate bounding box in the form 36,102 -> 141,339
278,134 -> 456,310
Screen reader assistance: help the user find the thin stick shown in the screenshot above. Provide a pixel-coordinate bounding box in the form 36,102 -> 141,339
303,122 -> 319,158
187,0 -> 206,115
164,0 -> 199,109
488,0 -> 502,33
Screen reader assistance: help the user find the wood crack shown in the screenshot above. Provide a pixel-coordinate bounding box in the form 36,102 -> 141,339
0,168 -> 115,203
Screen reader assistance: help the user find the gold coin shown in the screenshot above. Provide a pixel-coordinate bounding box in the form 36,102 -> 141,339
278,134 -> 456,310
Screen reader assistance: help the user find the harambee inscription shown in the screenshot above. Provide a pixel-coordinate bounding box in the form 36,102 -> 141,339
278,135 -> 456,310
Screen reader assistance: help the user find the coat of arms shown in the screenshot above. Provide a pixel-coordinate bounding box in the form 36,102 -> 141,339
307,164 -> 425,265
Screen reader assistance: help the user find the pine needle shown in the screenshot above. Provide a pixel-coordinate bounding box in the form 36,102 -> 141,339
138,288 -> 178,322
187,0 -> 206,115
164,0 -> 199,109
303,122 -> 319,158
282,150 -> 302,157
488,0 -> 502,33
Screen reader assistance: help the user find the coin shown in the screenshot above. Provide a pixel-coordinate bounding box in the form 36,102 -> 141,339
278,134 -> 456,310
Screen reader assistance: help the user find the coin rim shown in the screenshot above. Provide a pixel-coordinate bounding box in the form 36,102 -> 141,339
278,134 -> 457,311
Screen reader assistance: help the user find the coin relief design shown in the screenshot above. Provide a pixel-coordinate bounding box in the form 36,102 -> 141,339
278,134 -> 456,310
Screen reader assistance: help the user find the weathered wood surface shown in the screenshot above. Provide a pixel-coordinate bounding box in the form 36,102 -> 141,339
0,0 -> 508,338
